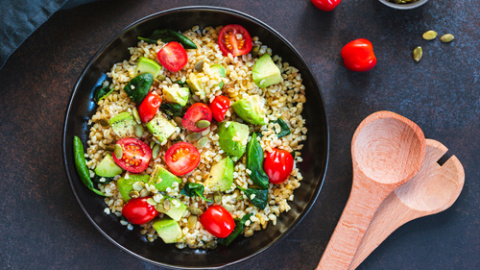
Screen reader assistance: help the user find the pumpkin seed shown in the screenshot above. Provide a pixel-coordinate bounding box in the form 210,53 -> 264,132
128,190 -> 139,199
173,116 -> 183,127
422,30 -> 437,41
187,215 -> 197,229
146,198 -> 157,206
132,182 -> 145,191
139,188 -> 150,198
99,119 -> 109,127
195,120 -> 211,129
105,145 -> 115,151
156,75 -> 166,81
186,132 -> 202,142
163,199 -> 171,211
194,60 -> 205,72
152,144 -> 160,159
155,203 -> 165,212
149,140 -> 156,149
197,136 -> 209,148
114,144 -> 123,159
204,241 -> 217,249
132,108 -> 141,124
135,125 -> 144,138
413,46 -> 423,62
440,34 -> 454,43
214,191 -> 222,204
187,207 -> 203,215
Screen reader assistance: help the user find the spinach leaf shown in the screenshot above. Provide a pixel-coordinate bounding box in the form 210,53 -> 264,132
93,84 -> 114,103
93,175 -> 114,184
138,29 -> 198,49
273,118 -> 291,138
237,186 -> 268,210
217,213 -> 253,246
246,132 -> 269,189
160,103 -> 184,117
123,73 -> 153,104
180,183 -> 212,202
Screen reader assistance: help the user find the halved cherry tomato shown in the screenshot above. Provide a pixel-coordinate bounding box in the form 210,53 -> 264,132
341,39 -> 377,72
218,25 -> 253,57
200,205 -> 235,238
209,95 -> 231,122
182,103 -> 212,132
157,41 -> 188,72
122,197 -> 158,225
138,92 -> 162,123
165,142 -> 200,176
264,148 -> 294,184
311,0 -> 341,11
113,138 -> 152,173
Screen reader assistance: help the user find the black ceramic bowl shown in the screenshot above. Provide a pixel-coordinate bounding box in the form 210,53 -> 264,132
63,6 -> 329,269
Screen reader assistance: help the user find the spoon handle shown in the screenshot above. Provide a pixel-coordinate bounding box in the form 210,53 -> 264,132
317,180 -> 393,270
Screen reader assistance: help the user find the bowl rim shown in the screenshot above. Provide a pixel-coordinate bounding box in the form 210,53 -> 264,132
378,0 -> 429,10
62,5 -> 329,269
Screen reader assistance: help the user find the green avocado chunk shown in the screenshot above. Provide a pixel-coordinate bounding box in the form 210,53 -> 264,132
154,196 -> 187,221
232,95 -> 266,125
135,57 -> 162,77
146,114 -> 177,143
152,218 -> 184,244
252,54 -> 282,88
163,85 -> 190,106
95,154 -> 123,178
217,121 -> 250,160
117,174 -> 150,202
109,112 -> 137,138
210,64 -> 226,89
205,157 -> 234,191
149,165 -> 182,191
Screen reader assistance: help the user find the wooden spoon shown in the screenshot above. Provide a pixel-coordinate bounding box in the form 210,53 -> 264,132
317,111 -> 426,270
348,139 -> 465,270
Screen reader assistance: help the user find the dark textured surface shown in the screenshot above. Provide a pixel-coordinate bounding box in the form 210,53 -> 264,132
0,0 -> 478,269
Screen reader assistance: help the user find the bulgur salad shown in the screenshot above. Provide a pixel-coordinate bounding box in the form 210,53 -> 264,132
73,24 -> 307,249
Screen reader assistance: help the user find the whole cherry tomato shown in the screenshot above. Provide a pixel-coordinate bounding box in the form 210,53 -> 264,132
264,148 -> 294,184
209,95 -> 231,122
218,25 -> 253,57
122,197 -> 158,225
165,142 -> 201,176
200,205 -> 235,238
341,39 -> 377,72
138,92 -> 162,123
157,41 -> 188,72
311,0 -> 341,11
113,138 -> 152,173
182,103 -> 212,132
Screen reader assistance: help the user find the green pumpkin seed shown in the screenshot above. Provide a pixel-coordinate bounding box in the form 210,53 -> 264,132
149,140 -> 156,149
440,34 -> 454,43
99,119 -> 109,127
152,144 -> 161,159
135,125 -> 144,138
422,30 -> 437,41
195,120 -> 211,129
214,191 -> 222,204
413,46 -> 423,63
114,144 -> 123,159
132,182 -> 145,191
128,190 -> 139,199
187,207 -> 203,215
197,136 -> 209,148
173,116 -> 183,127
132,108 -> 141,124
156,75 -> 166,81
139,188 -> 150,198
186,132 -> 202,142
187,215 -> 197,229
146,198 -> 157,206
105,144 -> 115,151
194,60 -> 205,72
204,241 -> 217,249
155,203 -> 165,212
163,199 -> 171,211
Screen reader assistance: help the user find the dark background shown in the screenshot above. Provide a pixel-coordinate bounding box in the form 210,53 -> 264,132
0,0 -> 478,269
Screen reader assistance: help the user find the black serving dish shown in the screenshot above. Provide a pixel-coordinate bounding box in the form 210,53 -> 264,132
62,6 -> 329,269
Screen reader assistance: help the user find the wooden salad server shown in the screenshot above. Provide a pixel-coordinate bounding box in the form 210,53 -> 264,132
348,139 -> 465,270
317,111 -> 426,270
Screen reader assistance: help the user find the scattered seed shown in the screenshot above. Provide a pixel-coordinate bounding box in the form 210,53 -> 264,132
187,215 -> 198,229
105,145 -> 115,151
132,182 -> 145,191
128,190 -> 139,199
195,120 -> 211,129
214,191 -> 222,204
146,198 -> 157,206
114,144 -> 123,159
152,144 -> 160,159
163,199 -> 171,211
197,136 -> 209,148
204,241 -> 217,249
173,116 -> 183,127
156,75 -> 166,81
139,188 -> 150,198
194,60 -> 205,72
440,34 -> 454,43
251,46 -> 260,57
422,30 -> 437,41
155,203 -> 165,212
99,119 -> 109,127
413,46 -> 423,62
149,140 -> 156,149
135,125 -> 144,138
132,108 -> 141,124
186,132 -> 202,142
187,207 -> 203,215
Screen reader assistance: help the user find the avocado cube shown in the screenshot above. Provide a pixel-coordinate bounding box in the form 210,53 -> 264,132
153,218 -> 184,244
232,95 -> 266,125
163,85 -> 190,106
205,157 -> 234,191
252,54 -> 282,88
146,114 -> 177,143
135,57 -> 162,77
217,121 -> 250,160
186,73 -> 206,101
210,64 -> 226,89
109,112 -> 137,138
155,197 -> 187,221
117,174 -> 150,202
95,154 -> 123,177
149,165 -> 182,191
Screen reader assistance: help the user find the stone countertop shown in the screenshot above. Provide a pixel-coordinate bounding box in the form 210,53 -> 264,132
0,0 -> 478,269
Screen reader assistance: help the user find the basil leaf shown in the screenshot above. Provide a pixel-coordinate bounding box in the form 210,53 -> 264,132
246,132 -> 269,189
123,73 -> 153,104
217,213 -> 253,246
273,118 -> 291,138
138,29 -> 197,49
160,103 -> 184,117
93,85 -> 114,103
180,183 -> 212,202
237,186 -> 268,210
137,36 -> 158,44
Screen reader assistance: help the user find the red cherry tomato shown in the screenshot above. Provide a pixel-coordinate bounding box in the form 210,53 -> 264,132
218,25 -> 253,57
138,92 -> 162,123
113,138 -> 152,173
200,205 -> 235,238
157,41 -> 188,72
182,103 -> 212,132
341,39 -> 377,72
264,148 -> 294,184
209,95 -> 231,122
165,142 -> 201,176
122,197 -> 158,225
311,0 -> 341,11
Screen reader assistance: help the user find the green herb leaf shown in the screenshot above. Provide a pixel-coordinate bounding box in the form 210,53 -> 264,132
160,103 -> 184,117
73,136 -> 106,196
139,29 -> 197,49
180,183 -> 212,202
137,36 -> 158,44
93,84 -> 114,103
217,213 -> 253,246
237,186 -> 268,210
273,118 -> 291,138
246,132 -> 269,189
123,73 -> 153,104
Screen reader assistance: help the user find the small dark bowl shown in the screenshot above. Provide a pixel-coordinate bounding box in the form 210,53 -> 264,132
63,6 -> 329,269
